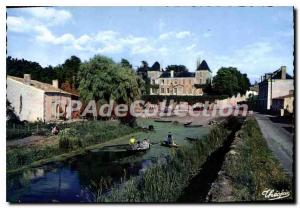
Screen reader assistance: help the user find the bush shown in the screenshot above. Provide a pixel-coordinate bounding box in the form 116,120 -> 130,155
7,120 -> 137,172
223,118 -> 293,201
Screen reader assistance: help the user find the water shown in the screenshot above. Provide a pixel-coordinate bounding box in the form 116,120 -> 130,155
7,150 -> 154,203
7,119 -> 210,203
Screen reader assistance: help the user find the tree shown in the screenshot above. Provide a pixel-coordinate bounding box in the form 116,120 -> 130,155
78,55 -> 143,104
62,56 -> 81,89
6,56 -> 56,84
120,58 -> 132,69
78,55 -> 143,126
141,61 -> 148,68
212,67 -> 250,97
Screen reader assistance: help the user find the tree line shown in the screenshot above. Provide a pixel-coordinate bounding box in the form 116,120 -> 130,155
7,56 -> 250,100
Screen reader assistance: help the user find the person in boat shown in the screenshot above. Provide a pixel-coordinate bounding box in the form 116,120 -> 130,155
142,139 -> 150,149
129,137 -> 137,150
136,141 -> 143,150
166,132 -> 175,145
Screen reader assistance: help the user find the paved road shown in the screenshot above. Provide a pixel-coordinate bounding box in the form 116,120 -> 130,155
254,113 -> 294,176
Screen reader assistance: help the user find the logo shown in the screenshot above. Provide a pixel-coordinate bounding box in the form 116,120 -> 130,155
262,188 -> 290,200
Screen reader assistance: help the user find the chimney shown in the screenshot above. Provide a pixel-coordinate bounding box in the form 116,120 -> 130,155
52,80 -> 59,88
171,70 -> 174,78
24,74 -> 31,85
281,66 -> 286,79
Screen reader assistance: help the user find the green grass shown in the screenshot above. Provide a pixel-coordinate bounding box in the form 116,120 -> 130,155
222,118 -> 293,201
96,123 -> 230,202
7,120 -> 137,172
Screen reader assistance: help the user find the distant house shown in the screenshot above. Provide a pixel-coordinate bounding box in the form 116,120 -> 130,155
272,92 -> 294,115
258,66 -> 293,111
147,60 -> 212,96
245,85 -> 259,98
7,74 -> 79,122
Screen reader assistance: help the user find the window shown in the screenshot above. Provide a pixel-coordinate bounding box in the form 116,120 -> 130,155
152,80 -> 155,84
161,88 -> 165,93
174,88 -> 177,94
167,88 -> 169,93
19,95 -> 23,114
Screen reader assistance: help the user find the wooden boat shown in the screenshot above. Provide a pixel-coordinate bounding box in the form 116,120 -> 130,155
184,124 -> 203,128
161,142 -> 179,148
183,122 -> 192,126
154,120 -> 172,123
185,137 -> 198,142
126,147 -> 150,153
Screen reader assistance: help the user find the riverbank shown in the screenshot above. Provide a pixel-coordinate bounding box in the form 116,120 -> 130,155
7,119 -> 210,202
7,120 -> 138,173
7,118 -> 210,174
96,117 -> 241,202
207,117 -> 293,202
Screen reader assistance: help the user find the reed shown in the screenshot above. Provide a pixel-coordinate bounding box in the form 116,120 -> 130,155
96,123 -> 230,202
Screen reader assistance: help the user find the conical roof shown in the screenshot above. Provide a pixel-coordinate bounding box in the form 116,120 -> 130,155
197,60 -> 211,72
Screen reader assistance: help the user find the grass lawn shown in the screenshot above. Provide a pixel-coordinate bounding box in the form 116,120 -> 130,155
210,117 -> 293,202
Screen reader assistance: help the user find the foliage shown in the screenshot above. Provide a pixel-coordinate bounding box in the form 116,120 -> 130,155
120,58 -> 133,69
7,55 -> 81,94
78,55 -> 143,105
6,99 -> 20,124
6,56 -> 56,84
222,118 -> 293,201
7,121 -> 137,171
212,67 -> 250,97
56,55 -> 81,90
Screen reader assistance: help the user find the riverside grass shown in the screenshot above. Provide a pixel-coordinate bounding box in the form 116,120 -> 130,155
96,123 -> 231,202
221,118 -> 293,201
7,120 -> 137,171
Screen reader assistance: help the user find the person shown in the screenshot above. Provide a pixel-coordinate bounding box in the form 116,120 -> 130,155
137,140 -> 143,150
52,125 -> 59,135
129,137 -> 137,150
166,132 -> 174,145
142,139 -> 150,149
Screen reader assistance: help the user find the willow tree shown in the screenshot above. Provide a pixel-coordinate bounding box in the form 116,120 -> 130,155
78,55 -> 144,125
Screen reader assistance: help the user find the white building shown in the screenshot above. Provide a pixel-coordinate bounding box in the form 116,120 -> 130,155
258,66 -> 294,110
7,74 -> 78,122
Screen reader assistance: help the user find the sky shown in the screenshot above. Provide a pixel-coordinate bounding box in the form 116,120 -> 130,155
7,6 -> 294,83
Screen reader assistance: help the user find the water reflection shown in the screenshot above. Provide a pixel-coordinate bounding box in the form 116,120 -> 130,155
7,150 -> 153,202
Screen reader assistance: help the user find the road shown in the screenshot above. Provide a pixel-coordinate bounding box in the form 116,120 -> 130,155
254,112 -> 294,176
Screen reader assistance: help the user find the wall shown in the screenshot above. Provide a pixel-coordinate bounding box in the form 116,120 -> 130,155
44,93 -> 72,122
7,78 -> 45,122
259,79 -> 294,110
157,77 -> 203,96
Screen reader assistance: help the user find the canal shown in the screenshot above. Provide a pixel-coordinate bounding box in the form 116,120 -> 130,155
7,119 -> 210,203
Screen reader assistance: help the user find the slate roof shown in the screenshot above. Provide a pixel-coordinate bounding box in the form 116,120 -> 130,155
271,70 -> 293,79
159,71 -> 195,78
196,60 -> 211,72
